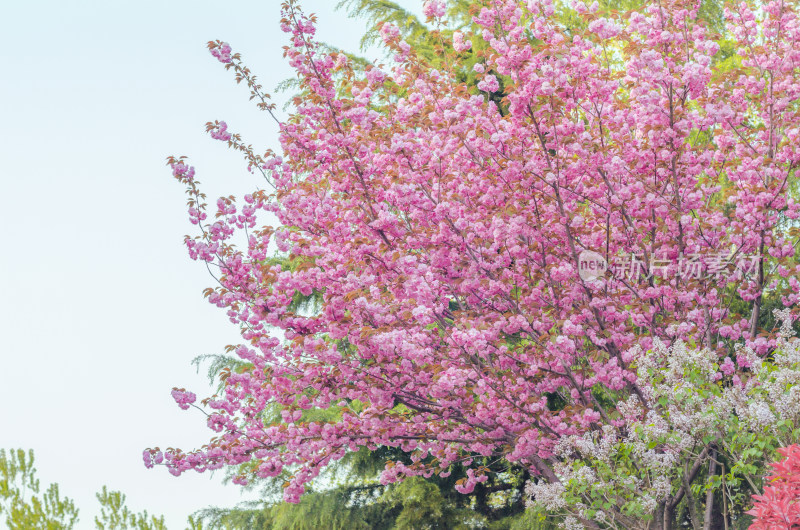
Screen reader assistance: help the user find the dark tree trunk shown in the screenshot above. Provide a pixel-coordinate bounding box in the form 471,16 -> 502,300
649,503 -> 665,530
703,451 -> 718,530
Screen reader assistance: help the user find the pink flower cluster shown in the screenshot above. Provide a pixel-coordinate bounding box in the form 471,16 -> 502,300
422,0 -> 446,20
209,120 -> 232,142
209,41 -> 232,63
170,388 -> 196,410
452,31 -> 471,52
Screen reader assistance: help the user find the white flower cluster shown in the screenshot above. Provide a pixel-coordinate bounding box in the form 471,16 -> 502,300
562,516 -> 584,530
525,309 -> 800,528
525,480 -> 567,511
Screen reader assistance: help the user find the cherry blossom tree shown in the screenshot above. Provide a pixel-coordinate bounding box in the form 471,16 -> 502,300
147,0 -> 800,527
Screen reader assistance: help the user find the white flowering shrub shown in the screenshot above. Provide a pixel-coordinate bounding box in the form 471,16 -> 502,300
526,310 -> 800,529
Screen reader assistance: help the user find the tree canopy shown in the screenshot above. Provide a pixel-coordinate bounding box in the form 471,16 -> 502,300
150,0 -> 800,527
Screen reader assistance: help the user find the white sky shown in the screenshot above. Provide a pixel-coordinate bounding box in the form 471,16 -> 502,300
0,1 -> 421,528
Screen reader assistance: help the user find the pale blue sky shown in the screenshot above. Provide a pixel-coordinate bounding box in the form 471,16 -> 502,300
0,0 -> 420,527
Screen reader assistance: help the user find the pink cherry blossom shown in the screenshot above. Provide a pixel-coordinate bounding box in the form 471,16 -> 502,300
147,0 -> 800,512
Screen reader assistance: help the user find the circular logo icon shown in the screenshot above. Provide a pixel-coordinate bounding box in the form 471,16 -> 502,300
578,250 -> 607,281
